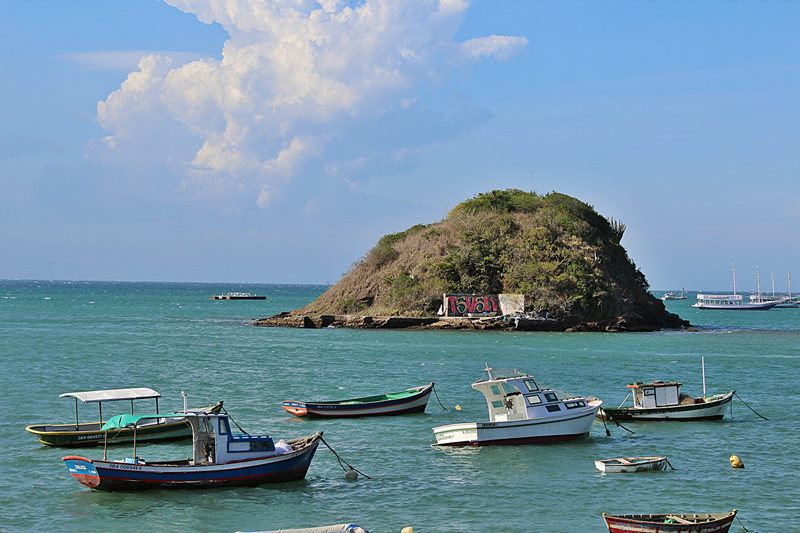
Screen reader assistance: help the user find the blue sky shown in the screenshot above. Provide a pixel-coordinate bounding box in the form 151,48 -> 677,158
2,1 -> 798,291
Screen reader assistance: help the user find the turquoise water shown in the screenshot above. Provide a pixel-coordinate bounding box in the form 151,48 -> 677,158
2,281 -> 798,532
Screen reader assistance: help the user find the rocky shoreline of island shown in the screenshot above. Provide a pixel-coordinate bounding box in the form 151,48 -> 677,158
254,311 -> 689,332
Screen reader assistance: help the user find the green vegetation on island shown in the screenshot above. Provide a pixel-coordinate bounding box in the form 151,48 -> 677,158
282,189 -> 687,331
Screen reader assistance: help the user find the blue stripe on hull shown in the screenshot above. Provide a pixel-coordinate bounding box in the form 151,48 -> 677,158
67,440 -> 320,490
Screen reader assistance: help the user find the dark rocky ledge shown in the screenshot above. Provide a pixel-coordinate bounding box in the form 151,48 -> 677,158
253,312 -> 684,332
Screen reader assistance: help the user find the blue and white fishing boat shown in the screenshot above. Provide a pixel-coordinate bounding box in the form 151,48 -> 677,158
63,411 -> 321,490
432,365 -> 602,446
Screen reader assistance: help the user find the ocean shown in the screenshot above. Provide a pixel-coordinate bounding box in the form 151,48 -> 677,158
1,280 -> 797,532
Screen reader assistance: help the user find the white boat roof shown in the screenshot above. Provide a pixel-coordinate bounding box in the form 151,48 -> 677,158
59,387 -> 161,403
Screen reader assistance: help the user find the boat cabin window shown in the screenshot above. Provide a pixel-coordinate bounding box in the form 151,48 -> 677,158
564,400 -> 586,409
490,385 -> 502,396
546,404 -> 561,412
200,417 -> 215,435
218,418 -> 231,435
502,382 -> 517,394
491,400 -> 504,408
544,392 -> 558,403
523,379 -> 539,392
526,394 -> 542,406
644,388 -> 655,396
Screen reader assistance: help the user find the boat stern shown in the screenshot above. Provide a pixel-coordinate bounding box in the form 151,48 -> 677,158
282,401 -> 308,417
432,422 -> 479,446
63,456 -> 100,489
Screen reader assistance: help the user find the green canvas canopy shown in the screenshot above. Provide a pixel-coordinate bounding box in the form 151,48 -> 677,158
101,413 -> 188,431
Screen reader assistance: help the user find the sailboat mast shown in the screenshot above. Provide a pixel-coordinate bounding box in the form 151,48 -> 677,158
756,265 -> 762,298
771,272 -> 776,297
732,262 -> 737,295
789,272 -> 793,299
701,355 -> 707,399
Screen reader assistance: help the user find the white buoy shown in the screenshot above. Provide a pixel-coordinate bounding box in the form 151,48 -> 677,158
401,528 -> 414,533
454,404 -> 462,411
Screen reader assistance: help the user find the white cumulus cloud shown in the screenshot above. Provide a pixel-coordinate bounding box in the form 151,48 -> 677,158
94,0 -> 527,207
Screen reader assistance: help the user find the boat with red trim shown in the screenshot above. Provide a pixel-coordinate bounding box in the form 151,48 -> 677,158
432,365 -> 601,446
282,382 -> 434,418
602,510 -> 736,532
63,411 -> 321,490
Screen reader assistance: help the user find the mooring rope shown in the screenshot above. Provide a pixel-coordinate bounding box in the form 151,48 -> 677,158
612,418 -> 636,435
665,458 -> 676,471
319,434 -> 372,480
734,392 -> 769,421
600,412 -> 611,436
431,384 -> 450,411
735,514 -> 751,532
221,406 -> 250,434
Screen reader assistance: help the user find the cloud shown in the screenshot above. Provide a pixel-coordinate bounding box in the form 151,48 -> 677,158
461,35 -> 529,61
62,50 -> 213,71
94,0 -> 527,207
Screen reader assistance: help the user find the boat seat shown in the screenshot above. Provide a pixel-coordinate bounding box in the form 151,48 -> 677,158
666,516 -> 694,525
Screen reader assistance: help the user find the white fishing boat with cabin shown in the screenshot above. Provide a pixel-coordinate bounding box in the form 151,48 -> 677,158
599,357 -> 734,421
661,289 -> 687,301
432,365 -> 602,446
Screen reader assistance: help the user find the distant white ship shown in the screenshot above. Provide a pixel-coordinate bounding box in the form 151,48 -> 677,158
693,263 -> 777,310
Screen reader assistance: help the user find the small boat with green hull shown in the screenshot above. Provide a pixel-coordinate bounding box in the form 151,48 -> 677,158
25,388 -> 222,447
283,383 -> 434,417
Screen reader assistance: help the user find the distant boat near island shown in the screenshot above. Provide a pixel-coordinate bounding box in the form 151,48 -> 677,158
211,292 -> 266,300
749,271 -> 799,308
661,289 -> 687,301
693,263 -> 778,310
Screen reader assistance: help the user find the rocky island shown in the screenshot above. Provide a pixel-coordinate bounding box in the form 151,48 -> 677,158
256,189 -> 688,332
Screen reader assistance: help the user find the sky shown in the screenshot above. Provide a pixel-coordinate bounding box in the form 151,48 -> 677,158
2,0 -> 798,291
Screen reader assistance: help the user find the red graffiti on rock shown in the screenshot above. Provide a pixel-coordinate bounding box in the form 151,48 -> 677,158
446,294 -> 499,316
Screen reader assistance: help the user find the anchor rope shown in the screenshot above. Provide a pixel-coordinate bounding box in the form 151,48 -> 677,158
600,411 -> 611,437
431,383 -> 449,411
319,434 -> 372,480
612,418 -> 636,435
665,458 -> 676,471
221,406 -> 250,434
734,392 -> 769,421
735,514 -> 751,532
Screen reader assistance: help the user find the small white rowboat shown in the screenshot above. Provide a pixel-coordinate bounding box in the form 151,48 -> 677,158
595,456 -> 668,473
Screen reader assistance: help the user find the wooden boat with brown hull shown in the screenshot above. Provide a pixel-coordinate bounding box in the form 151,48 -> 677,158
603,510 -> 736,533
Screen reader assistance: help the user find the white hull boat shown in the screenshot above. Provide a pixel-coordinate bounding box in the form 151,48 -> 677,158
595,456 -> 668,473
599,357 -> 734,422
432,365 -> 601,446
694,263 -> 776,310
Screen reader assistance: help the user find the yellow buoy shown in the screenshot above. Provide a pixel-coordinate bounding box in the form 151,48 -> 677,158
401,528 -> 414,533
454,404 -> 462,411
729,455 -> 745,469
